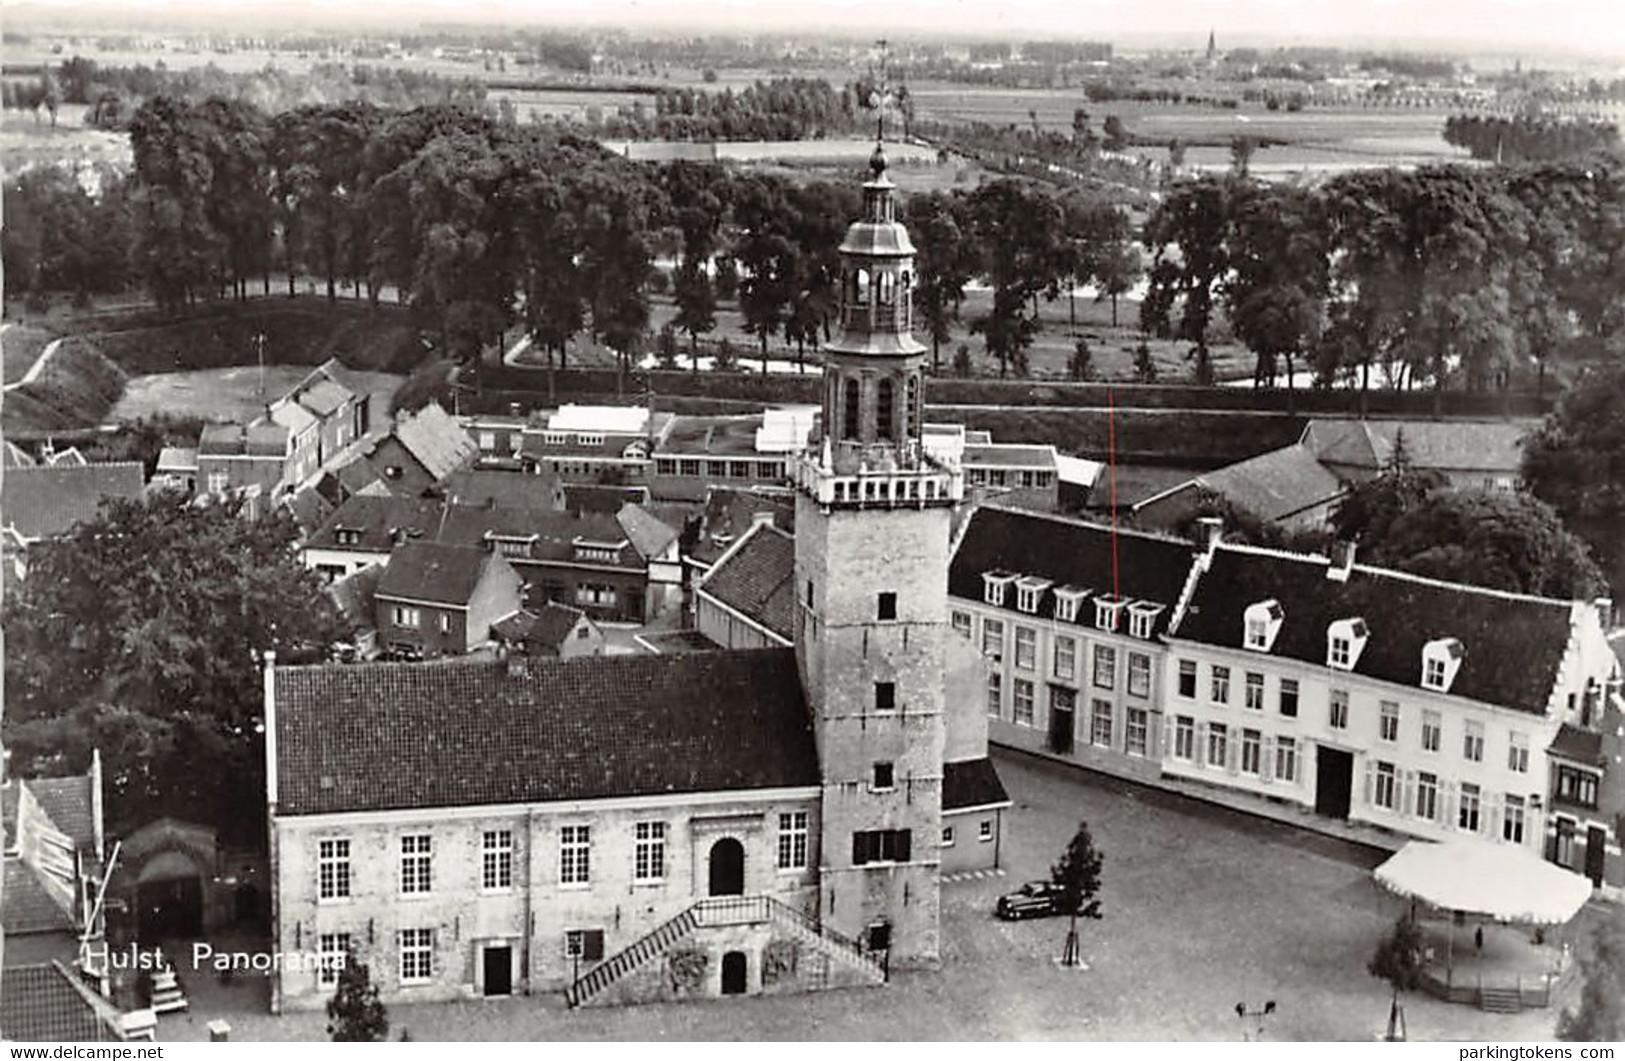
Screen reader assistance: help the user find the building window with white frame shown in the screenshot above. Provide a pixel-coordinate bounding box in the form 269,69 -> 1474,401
951,611 -> 972,638
1092,644 -> 1115,689
1054,635 -> 1076,681
481,830 -> 513,891
1424,655 -> 1447,689
983,574 -> 1012,607
1329,689 -> 1349,730
399,928 -> 434,984
1328,634 -> 1351,669
1206,723 -> 1228,768
634,821 -> 666,882
1054,589 -> 1083,624
1127,652 -> 1151,698
400,834 -> 432,895
982,618 -> 1004,660
941,826 -> 955,847
1125,707 -> 1149,757
986,671 -> 1002,717
1416,772 -> 1439,821
1421,711 -> 1441,753
777,812 -> 809,870
1374,761 -> 1397,810
1127,603 -> 1161,640
1459,783 -> 1481,832
318,838 -> 351,901
1177,659 -> 1197,698
1013,679 -> 1035,726
1015,578 -> 1048,614
560,825 -> 591,886
318,932 -> 350,988
1379,701 -> 1400,742
1463,720 -> 1485,762
1507,732 -> 1529,773
1174,715 -> 1195,761
1279,678 -> 1299,718
979,820 -> 994,843
1275,736 -> 1297,782
1503,794 -> 1526,843
1241,728 -> 1262,775
1244,672 -> 1265,711
1014,626 -> 1037,670
1091,698 -> 1113,748
1094,598 -> 1122,632
392,605 -> 420,629
1211,665 -> 1230,705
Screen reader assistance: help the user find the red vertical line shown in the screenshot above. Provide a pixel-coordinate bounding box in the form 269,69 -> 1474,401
1108,388 -> 1120,600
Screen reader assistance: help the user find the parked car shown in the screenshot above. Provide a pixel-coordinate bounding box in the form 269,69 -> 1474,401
995,881 -> 1066,920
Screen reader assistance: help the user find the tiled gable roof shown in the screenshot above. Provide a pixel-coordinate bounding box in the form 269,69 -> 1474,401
328,564 -> 382,632
700,523 -> 796,641
376,541 -> 499,607
1,462 -> 145,540
155,446 -> 198,474
1174,546 -> 1573,715
393,401 -> 477,482
306,495 -> 446,553
294,378 -> 354,418
943,757 -> 1011,812
23,776 -> 96,852
1188,443 -> 1345,522
563,483 -> 651,515
616,503 -> 679,560
1303,419 -> 1536,475
1549,723 -> 1605,766
949,506 -> 1196,637
492,602 -> 588,649
0,963 -> 119,1042
274,650 -> 818,816
444,468 -> 557,511
3,860 -> 75,934
691,487 -> 796,566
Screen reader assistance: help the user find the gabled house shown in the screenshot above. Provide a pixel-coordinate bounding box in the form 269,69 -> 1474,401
1132,443 -> 1347,533
1300,418 -> 1537,491
518,404 -> 673,486
374,542 -> 523,659
153,447 -> 198,494
1,461 -> 146,581
3,756 -> 106,970
281,359 -> 370,464
491,602 -> 605,659
696,520 -> 796,649
0,962 -> 122,1041
197,421 -> 292,500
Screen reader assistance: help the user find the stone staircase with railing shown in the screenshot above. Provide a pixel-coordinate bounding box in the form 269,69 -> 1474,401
564,894 -> 886,1008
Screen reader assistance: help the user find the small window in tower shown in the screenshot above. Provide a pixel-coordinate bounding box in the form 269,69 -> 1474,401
854,268 -> 870,305
878,592 -> 897,620
906,376 -> 919,437
872,762 -> 895,791
876,379 -> 895,441
843,379 -> 860,441
807,579 -> 815,608
877,270 -> 895,306
874,682 -> 896,713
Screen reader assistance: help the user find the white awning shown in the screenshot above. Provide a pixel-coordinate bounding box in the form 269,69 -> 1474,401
1373,839 -> 1593,925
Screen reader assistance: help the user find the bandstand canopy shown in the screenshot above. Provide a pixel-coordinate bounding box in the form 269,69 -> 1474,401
1373,839 -> 1593,925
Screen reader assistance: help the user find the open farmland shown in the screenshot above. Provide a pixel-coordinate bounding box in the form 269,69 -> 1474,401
0,103 -> 132,174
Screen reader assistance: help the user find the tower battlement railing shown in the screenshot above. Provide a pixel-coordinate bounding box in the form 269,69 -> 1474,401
792,437 -> 962,509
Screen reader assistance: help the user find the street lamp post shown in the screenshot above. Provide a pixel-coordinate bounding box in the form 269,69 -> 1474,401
1235,1000 -> 1276,1041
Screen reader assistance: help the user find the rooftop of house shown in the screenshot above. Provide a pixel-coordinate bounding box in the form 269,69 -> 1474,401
492,601 -> 591,649
1173,544 -> 1576,715
562,483 -> 652,515
949,505 -> 1198,638
699,522 -> 796,642
198,420 -> 288,458
1548,722 -> 1605,767
657,415 -> 771,458
328,563 -> 382,633
0,963 -> 120,1042
376,541 -> 508,608
0,462 -> 146,541
547,404 -> 651,435
962,443 -> 1058,469
267,398 -> 319,436
1155,443 -> 1346,523
273,649 -> 818,816
293,378 -> 355,419
1300,418 -> 1537,474
392,401 -> 477,482
444,468 -> 560,511
3,439 -> 37,468
3,859 -> 75,934
689,487 -> 797,567
155,446 -> 199,474
943,757 -> 1012,812
615,501 -> 680,559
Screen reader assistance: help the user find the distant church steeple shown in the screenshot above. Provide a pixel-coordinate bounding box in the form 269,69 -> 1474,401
1206,29 -> 1217,62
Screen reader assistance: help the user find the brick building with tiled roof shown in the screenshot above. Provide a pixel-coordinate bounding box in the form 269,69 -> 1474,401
695,521 -> 796,648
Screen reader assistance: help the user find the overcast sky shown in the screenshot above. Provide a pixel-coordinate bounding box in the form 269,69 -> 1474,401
15,0 -> 1625,59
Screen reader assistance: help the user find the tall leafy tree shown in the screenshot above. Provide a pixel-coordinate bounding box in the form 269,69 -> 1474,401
1557,916 -> 1625,1042
327,952 -> 389,1042
1226,182 -> 1328,389
966,178 -> 1063,378
904,191 -> 976,371
1522,363 -> 1625,595
1368,916 -> 1426,1042
1051,821 -> 1105,968
1141,175 -> 1234,385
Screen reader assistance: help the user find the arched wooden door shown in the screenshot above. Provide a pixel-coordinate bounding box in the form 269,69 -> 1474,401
708,837 -> 744,896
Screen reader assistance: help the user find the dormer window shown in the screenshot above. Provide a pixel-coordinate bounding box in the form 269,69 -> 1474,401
334,527 -> 362,547
573,537 -> 627,564
543,431 -> 568,446
1094,595 -> 1125,633
1243,600 -> 1284,652
1326,618 -> 1369,671
1127,601 -> 1165,640
1053,587 -> 1088,624
1421,637 -> 1464,692
1015,576 -> 1052,615
576,433 -> 604,447
983,572 -> 1016,608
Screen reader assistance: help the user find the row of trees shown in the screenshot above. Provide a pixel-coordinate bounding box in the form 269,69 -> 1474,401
1443,113 -> 1621,163
595,78 -> 869,142
1140,157 -> 1625,398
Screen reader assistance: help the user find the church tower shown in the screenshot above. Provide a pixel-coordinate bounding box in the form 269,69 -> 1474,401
792,144 -> 962,967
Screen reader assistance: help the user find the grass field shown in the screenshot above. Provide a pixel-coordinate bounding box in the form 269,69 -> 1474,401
2,322 -> 59,382
1,104 -> 131,173
110,365 -> 403,424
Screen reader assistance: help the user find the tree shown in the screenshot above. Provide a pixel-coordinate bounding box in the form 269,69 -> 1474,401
1132,339 -> 1158,383
1141,176 -> 1234,386
1523,363 -> 1625,596
672,260 -> 717,359
1102,114 -> 1128,151
1230,135 -> 1258,175
1557,915 -> 1625,1042
1068,338 -> 1092,381
905,191 -> 976,371
1367,915 -> 1425,1041
1226,182 -> 1328,389
967,179 -> 1064,378
327,951 -> 389,1042
3,493 -> 344,840
1051,821 -> 1105,967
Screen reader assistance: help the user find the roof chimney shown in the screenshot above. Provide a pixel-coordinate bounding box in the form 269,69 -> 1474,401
751,511 -> 775,529
1196,515 -> 1223,550
1327,541 -> 1356,583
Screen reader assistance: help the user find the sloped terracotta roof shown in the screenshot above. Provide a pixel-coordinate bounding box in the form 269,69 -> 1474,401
0,963 -> 119,1041
699,523 -> 796,642
3,860 -> 75,934
1174,545 -> 1573,715
949,506 -> 1196,639
943,757 -> 1012,812
274,650 -> 818,816
1,462 -> 145,540
393,401 -> 477,482
492,602 -> 589,649
616,503 -> 679,560
376,541 -> 506,607
1302,419 -> 1536,475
